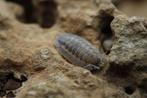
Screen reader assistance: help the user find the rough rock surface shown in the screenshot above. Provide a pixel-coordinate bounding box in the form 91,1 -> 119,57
0,0 -> 146,98
110,16 -> 147,71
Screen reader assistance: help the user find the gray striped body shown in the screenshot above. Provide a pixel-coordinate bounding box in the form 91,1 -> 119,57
55,33 -> 106,71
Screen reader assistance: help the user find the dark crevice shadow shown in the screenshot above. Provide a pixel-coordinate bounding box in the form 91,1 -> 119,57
97,11 -> 114,54
5,0 -> 58,28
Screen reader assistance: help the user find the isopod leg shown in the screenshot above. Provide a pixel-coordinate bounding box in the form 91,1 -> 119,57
84,64 -> 100,72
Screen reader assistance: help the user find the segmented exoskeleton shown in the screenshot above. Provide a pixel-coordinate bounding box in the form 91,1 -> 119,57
55,33 -> 106,72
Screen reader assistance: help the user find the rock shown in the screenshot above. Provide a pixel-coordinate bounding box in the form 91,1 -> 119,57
108,16 -> 147,77
15,67 -> 104,98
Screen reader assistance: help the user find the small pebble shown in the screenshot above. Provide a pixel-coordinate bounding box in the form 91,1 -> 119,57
40,48 -> 50,60
102,39 -> 113,54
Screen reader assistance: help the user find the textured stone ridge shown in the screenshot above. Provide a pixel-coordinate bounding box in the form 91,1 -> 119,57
109,16 -> 147,70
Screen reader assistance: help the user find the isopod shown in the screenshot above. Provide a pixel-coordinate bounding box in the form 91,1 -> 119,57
54,33 -> 106,72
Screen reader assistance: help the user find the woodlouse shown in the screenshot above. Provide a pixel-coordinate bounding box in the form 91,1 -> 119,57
54,33 -> 106,72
